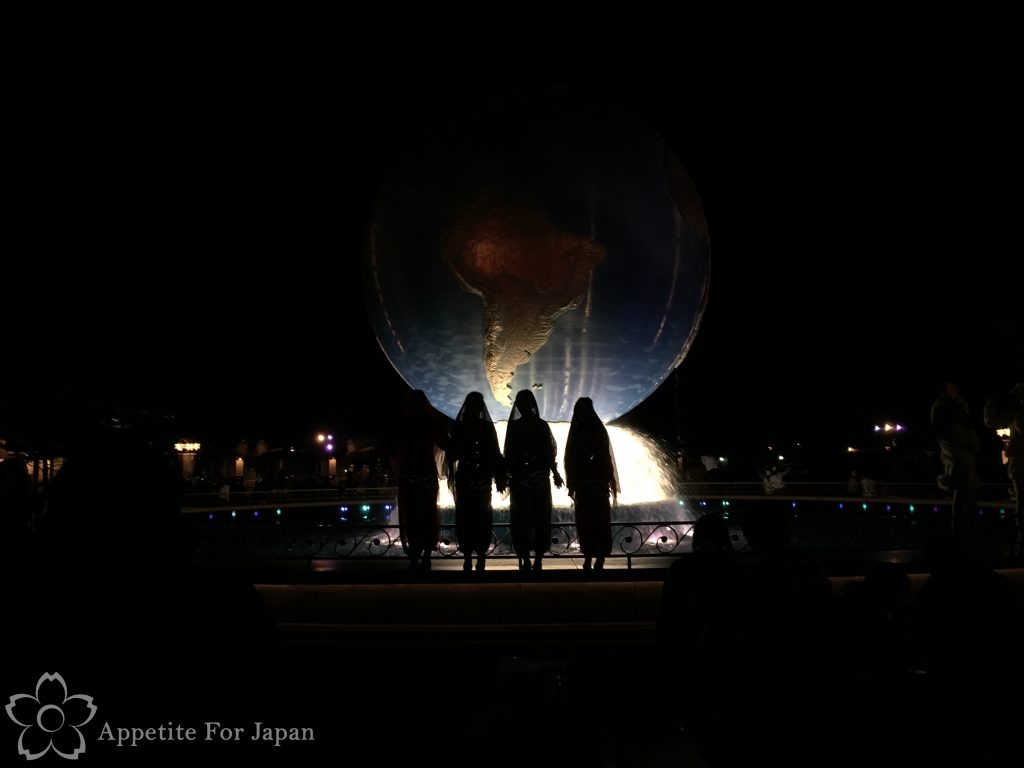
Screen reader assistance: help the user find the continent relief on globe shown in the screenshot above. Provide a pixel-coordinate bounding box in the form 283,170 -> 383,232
443,201 -> 606,407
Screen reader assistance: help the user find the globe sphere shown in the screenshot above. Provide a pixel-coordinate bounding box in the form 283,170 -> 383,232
364,87 -> 709,423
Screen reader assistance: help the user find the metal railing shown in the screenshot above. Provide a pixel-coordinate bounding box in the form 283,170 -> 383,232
183,480 -> 1017,509
190,519 -> 698,568
181,481 -> 1019,569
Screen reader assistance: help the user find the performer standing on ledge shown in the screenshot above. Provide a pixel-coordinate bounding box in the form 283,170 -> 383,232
388,389 -> 449,571
446,392 -> 506,572
930,382 -> 980,550
984,382 -> 1024,556
503,389 -> 563,572
564,397 -> 618,571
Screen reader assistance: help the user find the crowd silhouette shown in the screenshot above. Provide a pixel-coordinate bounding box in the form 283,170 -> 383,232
1,425 -> 287,764
655,507 -> 1024,766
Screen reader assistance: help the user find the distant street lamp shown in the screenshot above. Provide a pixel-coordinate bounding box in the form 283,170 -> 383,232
997,427 -> 1011,465
315,432 -> 337,478
872,422 -> 906,452
173,441 -> 201,478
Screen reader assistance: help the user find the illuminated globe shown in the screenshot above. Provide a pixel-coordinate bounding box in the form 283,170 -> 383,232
364,88 -> 710,423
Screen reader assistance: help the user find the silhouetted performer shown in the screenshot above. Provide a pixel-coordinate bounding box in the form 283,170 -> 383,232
564,397 -> 618,571
984,382 -> 1024,555
445,392 -> 506,572
388,389 -> 449,571
503,389 -> 563,572
930,382 -> 980,548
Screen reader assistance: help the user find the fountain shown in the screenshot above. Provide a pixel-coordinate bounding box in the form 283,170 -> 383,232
437,421 -> 698,557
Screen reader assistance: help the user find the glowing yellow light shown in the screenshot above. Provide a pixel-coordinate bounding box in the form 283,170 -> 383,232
847,447 -> 859,453
316,434 -> 326,443
997,428 -> 1011,438
173,442 -> 201,452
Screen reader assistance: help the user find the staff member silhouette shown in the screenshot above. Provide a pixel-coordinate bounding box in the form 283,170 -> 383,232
389,389 -> 450,570
930,382 -> 980,549
985,383 -> 1024,556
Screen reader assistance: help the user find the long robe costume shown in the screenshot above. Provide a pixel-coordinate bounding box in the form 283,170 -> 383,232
390,390 -> 449,558
503,390 -> 560,560
564,397 -> 618,559
445,392 -> 506,559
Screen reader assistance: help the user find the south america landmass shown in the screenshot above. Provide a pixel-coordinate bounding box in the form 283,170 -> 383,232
442,199 -> 606,406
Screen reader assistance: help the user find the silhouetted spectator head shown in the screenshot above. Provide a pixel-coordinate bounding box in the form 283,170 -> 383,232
1,458 -> 33,558
43,428 -> 188,568
862,562 -> 912,614
932,381 -> 970,430
741,506 -> 791,553
691,512 -> 733,554
923,526 -> 969,567
0,457 -> 30,499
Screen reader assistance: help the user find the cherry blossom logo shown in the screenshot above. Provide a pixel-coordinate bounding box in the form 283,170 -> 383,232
5,673 -> 97,761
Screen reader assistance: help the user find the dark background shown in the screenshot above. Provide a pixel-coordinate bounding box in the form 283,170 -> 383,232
3,3 -> 1019,463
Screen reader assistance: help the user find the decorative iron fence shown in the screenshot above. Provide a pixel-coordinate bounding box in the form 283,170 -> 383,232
190,520 -> 699,566
184,483 -> 1018,568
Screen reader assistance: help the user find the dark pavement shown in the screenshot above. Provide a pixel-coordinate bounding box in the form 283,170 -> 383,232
231,550 -> 1024,768
5,544 -> 1023,767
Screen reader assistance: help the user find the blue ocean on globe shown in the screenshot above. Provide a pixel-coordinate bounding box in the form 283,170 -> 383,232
364,87 -> 710,423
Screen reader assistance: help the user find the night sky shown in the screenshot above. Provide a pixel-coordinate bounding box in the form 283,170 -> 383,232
4,4 -> 1019,459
